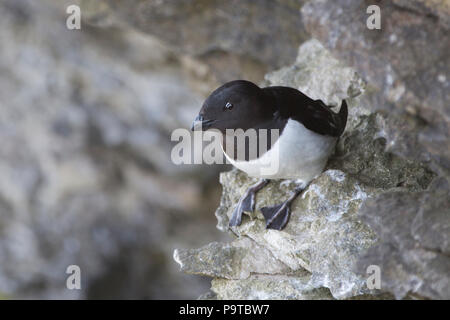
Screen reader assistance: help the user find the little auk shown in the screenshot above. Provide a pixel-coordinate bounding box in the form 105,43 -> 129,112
191,80 -> 347,230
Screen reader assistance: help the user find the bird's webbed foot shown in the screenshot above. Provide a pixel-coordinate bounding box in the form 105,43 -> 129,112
261,186 -> 303,230
229,179 -> 269,227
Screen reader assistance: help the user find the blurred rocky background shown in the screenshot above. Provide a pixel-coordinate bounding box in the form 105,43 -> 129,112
0,0 -> 448,299
0,0 -> 228,299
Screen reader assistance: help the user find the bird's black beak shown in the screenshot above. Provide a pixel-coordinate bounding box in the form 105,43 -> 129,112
191,115 -> 216,131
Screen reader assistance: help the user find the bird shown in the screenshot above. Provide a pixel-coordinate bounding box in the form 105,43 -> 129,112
191,80 -> 347,230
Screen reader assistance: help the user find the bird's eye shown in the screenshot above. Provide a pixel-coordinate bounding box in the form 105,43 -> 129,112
225,102 -> 233,110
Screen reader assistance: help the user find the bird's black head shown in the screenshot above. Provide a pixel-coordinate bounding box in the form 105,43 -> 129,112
191,80 -> 275,133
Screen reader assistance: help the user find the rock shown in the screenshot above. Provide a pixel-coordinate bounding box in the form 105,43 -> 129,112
298,0 -> 450,299
103,0 -> 309,83
174,238 -> 291,280
0,0 -> 224,299
211,272 -> 334,300
356,181 -> 450,300
392,0 -> 450,30
301,0 -> 450,177
263,39 -> 366,108
214,169 -> 379,299
174,39 -> 438,299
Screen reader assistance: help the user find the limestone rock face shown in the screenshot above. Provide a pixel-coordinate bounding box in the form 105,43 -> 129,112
392,0 -> 450,29
174,40 -> 441,299
299,0 -> 450,300
103,0 -> 309,83
302,0 -> 450,177
357,182 -> 450,300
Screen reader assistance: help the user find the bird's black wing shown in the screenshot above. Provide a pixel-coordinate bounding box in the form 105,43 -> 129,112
263,86 -> 347,137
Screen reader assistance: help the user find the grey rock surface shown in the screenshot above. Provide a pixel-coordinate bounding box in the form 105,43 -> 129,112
357,181 -> 450,300
302,0 -> 450,177
102,0 -> 309,84
298,0 -> 450,300
392,0 -> 450,29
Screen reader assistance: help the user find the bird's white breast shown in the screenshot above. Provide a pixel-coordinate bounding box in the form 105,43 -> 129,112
223,119 -> 338,183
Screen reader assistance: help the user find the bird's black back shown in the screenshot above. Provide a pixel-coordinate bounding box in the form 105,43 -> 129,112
263,86 -> 347,137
